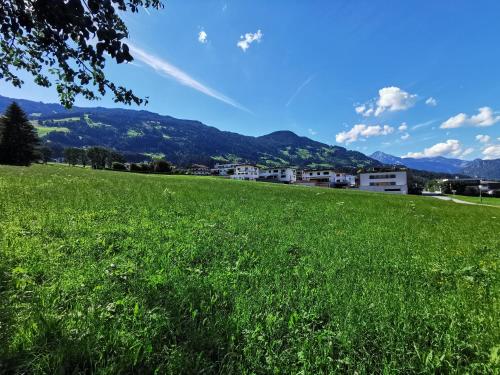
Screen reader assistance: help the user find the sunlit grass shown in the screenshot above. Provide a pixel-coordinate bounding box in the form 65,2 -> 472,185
34,125 -> 70,136
0,164 -> 498,373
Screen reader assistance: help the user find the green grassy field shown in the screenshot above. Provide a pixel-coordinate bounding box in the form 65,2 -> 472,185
0,165 -> 498,374
447,194 -> 500,207
34,125 -> 70,137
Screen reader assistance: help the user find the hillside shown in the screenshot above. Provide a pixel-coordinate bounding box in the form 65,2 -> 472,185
0,95 -> 379,169
0,164 -> 498,373
371,151 -> 500,179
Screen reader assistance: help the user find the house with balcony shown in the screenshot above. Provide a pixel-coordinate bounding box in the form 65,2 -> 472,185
212,163 -> 239,176
301,169 -> 357,187
258,167 -> 297,183
231,164 -> 260,180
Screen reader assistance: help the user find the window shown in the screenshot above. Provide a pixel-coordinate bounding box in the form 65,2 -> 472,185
369,174 -> 397,179
323,172 -> 329,175
369,182 -> 396,186
384,188 -> 401,192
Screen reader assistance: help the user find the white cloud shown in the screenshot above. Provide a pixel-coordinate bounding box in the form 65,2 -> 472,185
128,43 -> 251,113
402,139 -> 472,159
398,123 -> 408,131
335,124 -> 394,144
441,113 -> 468,129
375,87 -> 417,116
476,134 -> 491,143
461,147 -> 474,157
441,107 -> 500,129
425,97 -> 437,106
470,107 -> 500,126
237,29 -> 263,51
401,133 -> 410,140
198,30 -> 208,44
308,128 -> 318,136
482,145 -> 500,160
355,105 -> 366,115
355,86 -> 417,117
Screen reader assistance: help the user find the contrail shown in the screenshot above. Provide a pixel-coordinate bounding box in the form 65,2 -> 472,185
286,75 -> 315,107
128,43 -> 252,113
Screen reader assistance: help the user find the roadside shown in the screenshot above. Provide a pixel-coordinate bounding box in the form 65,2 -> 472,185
429,195 -> 500,208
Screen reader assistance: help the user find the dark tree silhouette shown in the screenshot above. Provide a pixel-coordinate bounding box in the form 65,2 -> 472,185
63,147 -> 81,166
37,145 -> 53,164
0,0 -> 163,108
0,102 -> 40,165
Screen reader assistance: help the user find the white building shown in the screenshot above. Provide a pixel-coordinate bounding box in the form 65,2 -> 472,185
259,167 -> 297,183
359,171 -> 408,194
212,163 -> 239,176
302,169 -> 356,186
231,164 -> 259,180
189,164 -> 210,175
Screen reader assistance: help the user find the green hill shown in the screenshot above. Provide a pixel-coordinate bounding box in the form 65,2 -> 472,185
0,95 -> 379,169
0,165 -> 498,373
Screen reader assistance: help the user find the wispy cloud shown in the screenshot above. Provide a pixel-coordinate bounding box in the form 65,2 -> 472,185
411,119 -> 437,130
286,75 -> 315,107
128,43 -> 251,113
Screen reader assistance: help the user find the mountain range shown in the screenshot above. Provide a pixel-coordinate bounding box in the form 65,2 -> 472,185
1,95 -> 498,178
0,95 -> 378,170
370,151 -> 500,179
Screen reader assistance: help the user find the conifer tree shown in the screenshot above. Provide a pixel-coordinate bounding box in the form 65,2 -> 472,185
0,102 -> 40,165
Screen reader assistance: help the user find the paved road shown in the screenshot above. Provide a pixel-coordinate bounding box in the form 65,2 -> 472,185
429,195 -> 498,207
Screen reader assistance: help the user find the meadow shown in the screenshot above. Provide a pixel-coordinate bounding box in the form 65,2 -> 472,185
0,164 -> 498,374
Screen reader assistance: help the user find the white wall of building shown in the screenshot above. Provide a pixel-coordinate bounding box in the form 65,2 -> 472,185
213,163 -> 239,176
302,170 -> 356,186
259,168 -> 296,183
359,171 -> 408,194
231,165 -> 259,180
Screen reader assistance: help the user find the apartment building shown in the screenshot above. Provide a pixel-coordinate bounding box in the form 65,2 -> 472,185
302,169 -> 356,187
231,164 -> 260,180
212,163 -> 239,176
359,171 -> 408,194
258,167 -> 297,183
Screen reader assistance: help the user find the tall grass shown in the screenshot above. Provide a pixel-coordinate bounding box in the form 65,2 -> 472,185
0,164 -> 498,373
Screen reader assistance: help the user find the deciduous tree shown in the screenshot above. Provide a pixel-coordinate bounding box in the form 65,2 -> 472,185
0,0 -> 163,108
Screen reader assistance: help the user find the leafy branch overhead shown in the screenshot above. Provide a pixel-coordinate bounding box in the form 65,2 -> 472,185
0,0 -> 163,108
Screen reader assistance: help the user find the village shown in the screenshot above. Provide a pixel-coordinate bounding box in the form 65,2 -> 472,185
186,163 -> 411,194
183,163 -> 500,197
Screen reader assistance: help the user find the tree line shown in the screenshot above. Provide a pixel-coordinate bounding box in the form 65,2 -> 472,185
63,146 -> 172,173
0,101 -> 174,174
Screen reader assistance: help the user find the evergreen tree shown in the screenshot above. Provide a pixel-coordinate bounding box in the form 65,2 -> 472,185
0,102 -> 40,165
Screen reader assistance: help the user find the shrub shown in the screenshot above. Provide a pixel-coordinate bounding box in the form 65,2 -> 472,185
111,162 -> 127,171
152,159 -> 171,173
129,163 -> 142,172
139,162 -> 152,172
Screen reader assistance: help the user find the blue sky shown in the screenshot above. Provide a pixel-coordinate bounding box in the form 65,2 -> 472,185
1,0 -> 500,160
